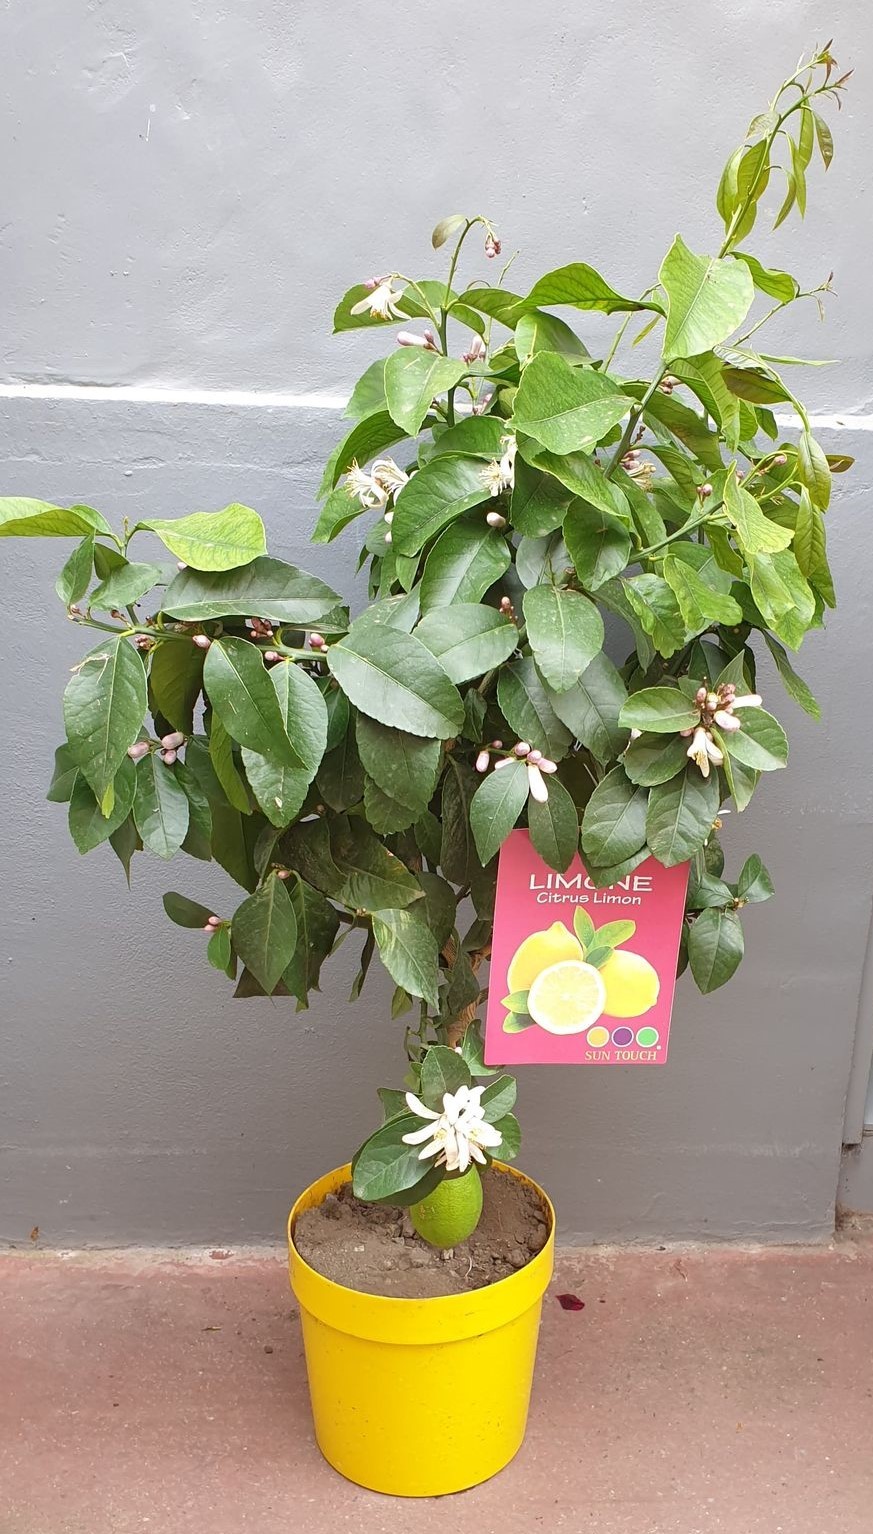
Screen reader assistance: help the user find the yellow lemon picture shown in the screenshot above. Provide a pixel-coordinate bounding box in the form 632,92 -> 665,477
599,950 -> 660,1018
526,960 -> 607,1035
506,921 -> 584,994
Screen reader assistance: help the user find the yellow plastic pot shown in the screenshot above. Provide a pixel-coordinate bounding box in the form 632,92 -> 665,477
287,1161 -> 555,1497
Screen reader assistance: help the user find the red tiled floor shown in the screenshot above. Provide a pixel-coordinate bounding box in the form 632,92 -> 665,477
2,1238 -> 872,1532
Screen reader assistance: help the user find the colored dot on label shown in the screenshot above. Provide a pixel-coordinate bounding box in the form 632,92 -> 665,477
611,1026 -> 634,1047
636,1026 -> 660,1048
586,1025 -> 610,1048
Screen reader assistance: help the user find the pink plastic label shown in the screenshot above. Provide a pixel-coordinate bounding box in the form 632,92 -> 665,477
484,830 -> 689,1066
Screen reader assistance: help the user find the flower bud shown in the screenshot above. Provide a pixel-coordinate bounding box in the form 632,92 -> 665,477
160,748 -> 177,765
309,633 -> 326,650
499,596 -> 512,612
490,739 -> 503,750
384,531 -> 392,544
486,511 -> 507,528
193,634 -> 211,650
396,330 -> 430,348
202,922 -> 215,932
699,483 -> 713,498
773,452 -> 787,466
705,692 -> 719,712
514,741 -> 531,758
713,709 -> 741,732
161,732 -> 184,750
493,756 -> 513,770
526,763 -> 549,802
383,510 -> 394,525
127,741 -> 150,762
206,914 -> 222,926
276,869 -> 291,880
176,561 -> 187,571
484,234 -> 501,259
538,757 -> 558,773
527,749 -> 543,764
695,686 -> 708,704
263,650 -> 280,662
475,749 -> 490,773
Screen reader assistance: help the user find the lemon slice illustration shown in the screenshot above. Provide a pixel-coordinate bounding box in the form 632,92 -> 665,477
506,921 -> 584,994
527,960 -> 607,1035
599,950 -> 660,1018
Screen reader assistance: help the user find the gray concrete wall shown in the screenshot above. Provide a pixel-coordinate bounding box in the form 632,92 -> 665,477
2,2 -> 872,1245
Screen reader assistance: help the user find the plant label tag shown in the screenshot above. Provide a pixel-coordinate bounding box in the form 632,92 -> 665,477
484,830 -> 689,1066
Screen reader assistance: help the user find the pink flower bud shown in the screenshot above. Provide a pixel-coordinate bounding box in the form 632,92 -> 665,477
276,869 -> 291,880
161,732 -> 184,750
206,914 -> 222,926
484,234 -> 501,259
713,710 -> 741,732
202,922 -> 215,932
705,692 -> 719,712
127,741 -> 150,762
193,634 -> 211,650
475,749 -> 490,773
700,483 -> 713,498
695,686 -> 708,704
527,763 -> 549,802
486,511 -> 507,529
263,650 -> 280,662
527,749 -> 543,764
490,739 -> 503,750
309,633 -> 326,650
514,741 -> 531,758
773,452 -> 787,466
538,757 -> 558,773
397,330 -> 429,348
493,756 -> 514,770
160,748 -> 177,765
176,561 -> 187,571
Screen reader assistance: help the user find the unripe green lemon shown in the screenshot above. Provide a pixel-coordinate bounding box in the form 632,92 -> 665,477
410,1166 -> 483,1249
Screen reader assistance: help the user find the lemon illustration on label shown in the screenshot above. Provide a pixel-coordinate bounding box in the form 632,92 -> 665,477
526,960 -> 607,1035
599,950 -> 660,1018
506,921 -> 584,994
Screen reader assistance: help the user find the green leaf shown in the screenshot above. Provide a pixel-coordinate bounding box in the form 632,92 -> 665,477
372,910 -> 441,1008
762,634 -> 820,721
432,213 -> 467,248
417,871 -> 457,948
521,442 -> 630,520
723,472 -> 793,555
730,252 -> 799,303
564,503 -> 631,589
524,262 -> 658,316
527,778 -> 579,872
68,757 -> 137,853
622,574 -> 686,658
391,455 -> 493,556
659,236 -> 754,360
515,531 -> 569,590
724,708 -> 788,771
793,489 -> 834,607
352,1114 -> 441,1203
55,536 -> 94,606
646,766 -> 720,866
207,925 -> 234,975
737,853 -> 774,903
470,760 -> 529,865
316,725 -> 365,812
812,110 -> 834,169
426,416 -> 506,461
108,815 -> 139,884
91,561 -> 163,611
619,687 -> 698,734
210,802 -> 258,891
688,907 -> 744,993
541,653 -> 625,767
415,603 -> 518,684
0,498 -> 112,538
363,776 -> 416,833
208,715 -> 251,812
148,640 -> 204,735
497,657 -> 572,760
328,817 -> 423,911
440,758 -> 479,885
311,485 -> 368,545
318,410 -> 409,496
459,1020 -> 499,1077
510,458 -> 572,537
46,743 -> 80,804
162,556 -> 343,624
522,586 -> 604,693
356,716 -> 440,812
133,752 -> 190,857
163,891 -> 216,928
326,621 -> 464,738
514,310 -> 590,363
480,1073 -> 517,1123
243,661 -> 326,826
204,638 -> 303,767
231,874 -> 298,994
584,846 -> 651,889
584,944 -> 615,969
797,430 -> 831,510
384,351 -> 467,435
419,518 -> 511,611
63,637 -> 148,813
580,767 -> 648,866
492,1113 -> 521,1159
283,879 -> 340,1003
137,504 -> 266,571
622,731 -> 688,787
344,358 -> 387,421
662,556 -> 743,631
512,352 -> 631,455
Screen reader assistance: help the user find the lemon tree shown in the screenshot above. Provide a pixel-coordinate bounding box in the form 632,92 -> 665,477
4,47 -> 851,1237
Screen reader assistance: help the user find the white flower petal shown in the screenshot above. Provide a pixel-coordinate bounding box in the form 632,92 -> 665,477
733,693 -> 762,710
402,1122 -> 441,1145
405,1090 -> 439,1121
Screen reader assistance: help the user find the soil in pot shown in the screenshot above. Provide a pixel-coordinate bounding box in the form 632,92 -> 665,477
294,1169 -> 549,1298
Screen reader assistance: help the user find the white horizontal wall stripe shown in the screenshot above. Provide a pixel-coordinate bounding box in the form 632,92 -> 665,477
0,380 -> 868,431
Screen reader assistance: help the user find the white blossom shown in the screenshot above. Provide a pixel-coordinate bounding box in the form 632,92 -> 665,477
402,1085 -> 503,1174
350,277 -> 405,321
480,433 -> 517,498
687,726 -> 724,779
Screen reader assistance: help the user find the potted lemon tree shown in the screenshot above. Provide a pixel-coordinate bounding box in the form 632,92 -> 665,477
2,46 -> 849,1496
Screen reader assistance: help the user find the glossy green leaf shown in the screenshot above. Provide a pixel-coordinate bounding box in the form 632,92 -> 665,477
0,498 -> 112,538
522,586 -> 603,693
544,651 -> 628,765
344,358 -> 387,421
243,661 -> 327,826
470,760 -> 529,865
525,262 -> 658,316
133,754 -> 190,858
521,442 -> 630,520
327,817 -> 423,911
621,574 -> 686,658
646,765 -> 720,866
204,638 -> 303,767
68,757 -> 136,853
737,853 -> 775,903
564,502 -> 631,590
723,473 -> 793,555
283,879 -> 341,1003
326,621 -> 464,737
439,758 -> 479,885
662,556 -> 743,630
207,715 -> 251,812
622,731 -> 689,787
497,657 -> 573,759
138,504 -> 266,571
316,725 -> 365,812
148,640 -> 204,735
509,458 -> 572,537
797,430 -> 831,509
619,687 -> 699,734
163,891 -> 216,928
55,537 -> 94,606
352,1114 -> 441,1203
162,556 -> 343,624
730,252 -> 799,303
419,519 -> 511,610
63,637 -> 148,813
659,236 -> 754,360
763,634 -> 820,720
384,350 -> 467,435
480,1073 -> 517,1123
580,767 -> 648,866
318,411 -> 409,496
688,906 -> 744,992
46,743 -> 80,804
527,777 -> 579,872
512,352 -> 631,454
724,708 -> 788,771
91,561 -> 163,611
390,456 -> 492,556
356,716 -> 441,812
415,603 -> 518,683
231,874 -> 298,993
372,909 -> 441,1008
